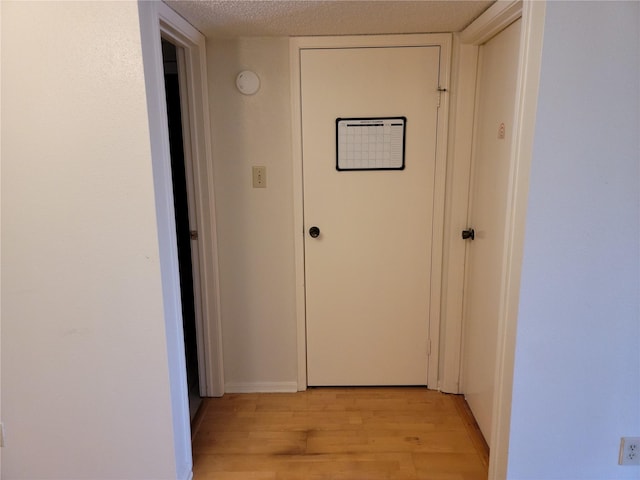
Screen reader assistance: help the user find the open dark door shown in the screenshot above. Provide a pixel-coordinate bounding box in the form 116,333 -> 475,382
161,38 -> 202,420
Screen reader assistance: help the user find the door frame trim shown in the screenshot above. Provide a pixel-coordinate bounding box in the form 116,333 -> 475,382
290,34 -> 452,390
485,3 -> 546,479
138,9 -> 226,474
441,1 -> 529,396
438,36 -> 480,394
139,1 -> 225,405
156,2 -> 225,399
445,2 -> 529,396
448,1 -> 546,479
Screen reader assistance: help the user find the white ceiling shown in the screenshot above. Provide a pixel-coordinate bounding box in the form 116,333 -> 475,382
165,0 -> 495,38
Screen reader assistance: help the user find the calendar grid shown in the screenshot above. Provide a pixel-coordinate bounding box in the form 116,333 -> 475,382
336,117 -> 406,171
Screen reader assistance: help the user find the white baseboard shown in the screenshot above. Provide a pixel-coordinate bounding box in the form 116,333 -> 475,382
224,381 -> 299,393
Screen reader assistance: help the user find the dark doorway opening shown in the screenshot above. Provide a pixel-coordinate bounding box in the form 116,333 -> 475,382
161,38 -> 202,420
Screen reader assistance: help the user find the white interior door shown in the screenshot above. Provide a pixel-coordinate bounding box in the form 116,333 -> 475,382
301,45 -> 442,386
462,19 -> 522,443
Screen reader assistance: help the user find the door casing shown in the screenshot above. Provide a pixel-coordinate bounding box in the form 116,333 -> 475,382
139,3 -> 226,475
290,33 -> 452,391
452,2 -> 547,479
156,3 -> 224,399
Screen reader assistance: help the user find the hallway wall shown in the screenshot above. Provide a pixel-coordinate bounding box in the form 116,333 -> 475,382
1,2 -> 178,478
508,2 -> 640,478
207,38 -> 298,391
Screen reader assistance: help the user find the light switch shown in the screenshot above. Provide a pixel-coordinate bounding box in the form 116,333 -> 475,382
252,166 -> 266,188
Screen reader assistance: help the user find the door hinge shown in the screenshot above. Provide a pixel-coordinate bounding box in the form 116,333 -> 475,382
426,339 -> 432,357
190,230 -> 198,240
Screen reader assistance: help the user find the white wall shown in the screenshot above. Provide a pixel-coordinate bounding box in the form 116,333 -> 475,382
1,2 -> 179,478
207,38 -> 298,391
508,2 -> 640,478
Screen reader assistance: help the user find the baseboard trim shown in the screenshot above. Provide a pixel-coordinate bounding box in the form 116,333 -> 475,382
224,381 -> 299,393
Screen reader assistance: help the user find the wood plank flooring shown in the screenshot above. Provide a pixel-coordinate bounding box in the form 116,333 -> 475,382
192,388 -> 489,480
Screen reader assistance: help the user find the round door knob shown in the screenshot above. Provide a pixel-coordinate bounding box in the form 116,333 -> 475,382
309,226 -> 320,238
461,228 -> 475,240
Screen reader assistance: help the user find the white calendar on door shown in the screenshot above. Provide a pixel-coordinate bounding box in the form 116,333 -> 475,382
336,117 -> 406,171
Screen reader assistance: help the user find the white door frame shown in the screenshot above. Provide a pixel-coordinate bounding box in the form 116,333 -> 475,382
290,34 -> 452,391
138,2 -> 224,396
139,3 -> 224,477
138,2 -> 224,472
442,1 -> 546,479
440,0 -> 528,396
156,3 -> 224,399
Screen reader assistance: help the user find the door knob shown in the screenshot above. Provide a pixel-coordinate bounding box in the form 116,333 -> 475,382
461,228 -> 475,240
309,226 -> 320,238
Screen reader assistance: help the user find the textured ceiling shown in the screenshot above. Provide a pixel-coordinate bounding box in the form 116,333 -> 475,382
165,1 -> 495,38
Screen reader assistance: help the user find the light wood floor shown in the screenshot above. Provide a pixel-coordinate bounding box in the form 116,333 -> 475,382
192,387 -> 489,480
